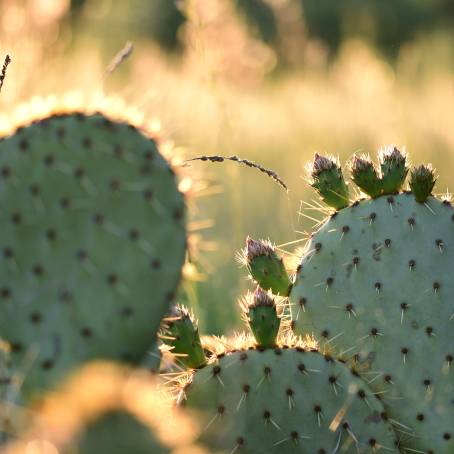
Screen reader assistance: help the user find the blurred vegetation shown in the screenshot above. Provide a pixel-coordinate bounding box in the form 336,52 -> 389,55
69,0 -> 454,62
1,0 -> 453,335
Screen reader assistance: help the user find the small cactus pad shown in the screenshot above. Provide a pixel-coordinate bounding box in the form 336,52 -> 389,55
378,146 -> 408,195
0,112 -> 186,398
160,305 -> 206,369
182,346 -> 398,453
244,237 -> 291,296
309,154 -> 349,209
349,155 -> 382,198
291,193 -> 454,452
241,288 -> 281,348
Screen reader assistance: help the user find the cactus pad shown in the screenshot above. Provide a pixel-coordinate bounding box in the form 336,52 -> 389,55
0,112 -> 186,398
181,344 -> 398,453
291,193 -> 454,452
73,410 -> 169,454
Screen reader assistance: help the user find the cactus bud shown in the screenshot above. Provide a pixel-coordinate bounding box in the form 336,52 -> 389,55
349,154 -> 382,198
244,237 -> 291,296
242,287 -> 280,348
409,164 -> 437,203
379,146 -> 408,195
160,305 -> 206,369
309,154 -> 349,209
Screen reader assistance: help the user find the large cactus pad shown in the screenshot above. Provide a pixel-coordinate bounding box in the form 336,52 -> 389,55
291,193 -> 454,452
0,112 -> 186,398
182,345 -> 398,453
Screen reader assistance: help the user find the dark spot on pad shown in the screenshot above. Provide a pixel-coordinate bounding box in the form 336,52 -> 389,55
107,274 -> 118,286
82,137 -> 92,148
46,229 -> 57,241
315,243 -> 322,252
60,197 -> 70,209
77,250 -> 87,261
60,291 -> 72,303
110,179 -> 120,191
121,307 -> 133,317
0,287 -> 11,298
19,139 -> 29,151
74,167 -> 84,178
143,189 -> 153,200
81,327 -> 93,338
150,259 -> 161,270
41,360 -> 53,370
44,154 -> 54,166
1,166 -> 11,178
30,312 -> 42,324
93,213 -> 104,225
33,264 -> 44,276
10,343 -> 22,353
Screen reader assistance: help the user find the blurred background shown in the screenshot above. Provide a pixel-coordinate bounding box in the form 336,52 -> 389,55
0,0 -> 453,335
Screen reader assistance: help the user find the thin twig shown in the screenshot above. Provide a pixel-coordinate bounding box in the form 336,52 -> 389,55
103,41 -> 134,80
185,155 -> 288,191
0,54 -> 11,93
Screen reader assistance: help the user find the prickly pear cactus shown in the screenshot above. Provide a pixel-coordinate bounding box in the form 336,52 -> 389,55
181,343 -> 398,453
291,150 -> 454,452
73,410 -> 169,454
0,112 -> 186,399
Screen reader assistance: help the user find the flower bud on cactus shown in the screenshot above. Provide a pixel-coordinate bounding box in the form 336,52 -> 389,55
379,146 -> 408,194
160,306 -> 206,369
349,154 -> 382,198
409,164 -> 437,203
309,153 -> 349,209
241,287 -> 280,348
244,237 -> 291,296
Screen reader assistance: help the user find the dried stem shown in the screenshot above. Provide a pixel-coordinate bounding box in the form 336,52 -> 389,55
0,54 -> 11,93
103,41 -> 134,79
186,155 -> 287,191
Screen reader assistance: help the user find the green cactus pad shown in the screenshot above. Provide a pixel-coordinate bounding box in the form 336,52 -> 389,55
244,237 -> 291,296
73,410 -> 169,454
242,288 -> 281,348
0,112 -> 186,399
160,305 -> 206,369
182,345 -> 398,453
291,193 -> 454,453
